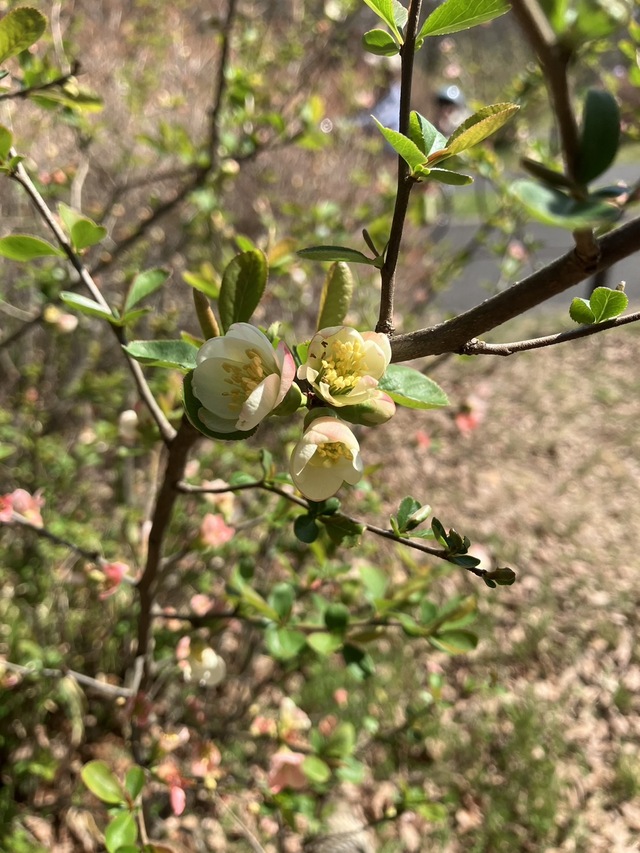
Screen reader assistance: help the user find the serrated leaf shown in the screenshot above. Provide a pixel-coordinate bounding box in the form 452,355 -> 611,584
379,364 -> 449,409
183,371 -> 257,441
302,755 -> 331,784
124,268 -> 170,312
124,339 -> 197,370
218,249 -> 267,332
81,761 -> 124,805
408,111 -> 447,156
511,180 -> 620,229
0,124 -> 12,159
297,245 -> 377,266
577,89 -> 620,184
105,810 -> 138,853
589,286 -> 628,322
445,103 -> 519,156
317,262 -> 353,329
569,297 -> 595,325
307,632 -> 343,656
418,0 -> 510,39
362,0 -> 404,41
372,117 -> 427,170
362,28 -> 399,55
0,7 -> 47,65
60,291 -> 116,322
429,629 -> 478,654
0,234 -> 64,260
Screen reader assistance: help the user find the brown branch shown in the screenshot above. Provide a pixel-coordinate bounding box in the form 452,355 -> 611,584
207,0 -> 239,168
7,515 -> 102,563
390,214 -> 640,361
0,61 -> 80,102
376,0 -> 423,335
460,309 -> 640,356
1,659 -> 134,699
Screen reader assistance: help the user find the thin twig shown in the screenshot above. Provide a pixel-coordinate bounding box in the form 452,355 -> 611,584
207,0 -> 239,168
376,0 -> 423,335
2,659 -> 134,698
7,514 -> 102,563
460,309 -> 640,356
0,62 -> 80,102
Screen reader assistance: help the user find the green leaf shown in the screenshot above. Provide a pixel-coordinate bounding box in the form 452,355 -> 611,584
408,111 -> 448,156
577,89 -> 620,184
317,262 -> 354,329
324,603 -> 350,633
123,339 -> 197,371
359,563 -> 388,599
379,364 -> 449,409
511,180 -> 620,229
58,203 -> 106,251
307,632 -> 343,656
268,583 -> 295,621
424,167 -> 473,186
183,371 -> 257,441
183,267 -> 220,300
297,245 -> 377,266
0,234 -> 64,261
521,157 -> 575,190
60,291 -> 116,323
105,810 -> 138,853
445,103 -> 520,156
418,0 -> 510,39
484,566 -> 516,586
342,643 -> 375,679
123,268 -> 170,312
294,514 -> 319,544
81,761 -> 124,805
431,517 -> 448,548
395,496 -> 421,532
124,766 -> 145,801
429,629 -> 478,654
0,124 -> 12,159
372,118 -> 427,170
362,0 -> 404,41
569,297 -> 595,324
0,7 -> 47,65
362,28 -> 399,55
589,286 -> 628,322
322,515 -> 364,548
218,249 -> 267,332
324,722 -> 356,758
265,625 -> 307,661
302,755 -> 331,784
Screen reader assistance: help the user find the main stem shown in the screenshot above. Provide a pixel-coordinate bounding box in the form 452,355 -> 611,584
376,0 -> 423,335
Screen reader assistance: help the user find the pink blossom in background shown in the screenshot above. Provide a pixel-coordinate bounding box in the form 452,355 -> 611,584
99,561 -> 129,599
333,688 -> 349,707
414,429 -> 431,450
201,479 -> 236,520
199,513 -> 234,548
170,784 -> 186,817
155,760 -> 189,815
267,750 -> 307,793
0,495 -> 13,523
190,594 -> 216,616
4,489 -> 44,527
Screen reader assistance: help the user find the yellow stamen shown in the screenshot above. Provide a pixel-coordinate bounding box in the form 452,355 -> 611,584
313,441 -> 353,468
221,348 -> 269,412
316,339 -> 365,396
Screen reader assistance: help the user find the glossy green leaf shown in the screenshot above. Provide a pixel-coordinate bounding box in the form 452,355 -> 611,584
0,124 -> 12,159
0,7 -> 47,64
316,262 -> 353,329
124,766 -> 145,801
0,234 -> 64,260
307,632 -> 343,656
395,496 -> 421,532
123,339 -> 197,370
218,249 -> 267,332
445,103 -> 520,156
372,117 -> 427,170
302,755 -> 331,784
324,603 -> 350,633
322,515 -> 364,548
569,297 -> 596,324
58,203 -> 106,250
105,810 -> 138,853
408,111 -> 447,156
362,28 -> 399,55
418,0 -> 510,39
123,268 -> 169,312
429,629 -> 478,654
362,0 -> 404,41
265,625 -> 307,661
183,267 -> 220,299
589,286 -> 628,322
183,371 -> 257,441
577,89 -> 620,184
297,245 -> 377,266
294,514 -> 319,543
511,180 -> 620,229
379,364 -> 449,409
81,761 -> 124,805
60,292 -> 116,322
268,583 -> 295,621
484,566 -> 516,586
424,167 -> 473,185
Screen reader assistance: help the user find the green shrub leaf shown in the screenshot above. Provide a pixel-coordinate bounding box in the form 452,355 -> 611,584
589,286 -> 628,322
362,0 -> 404,41
0,234 -> 64,260
124,766 -> 145,801
577,88 -> 621,184
379,364 -> 449,409
429,629 -> 478,654
444,103 -> 520,156
362,28 -> 399,55
123,268 -> 170,312
302,755 -> 331,784
218,249 -> 267,332
317,262 -> 353,329
268,583 -> 295,621
511,180 -> 620,229
372,118 -> 427,170
307,632 -> 344,656
60,292 -> 116,323
105,810 -> 138,853
123,339 -> 197,370
0,124 -> 12,159
408,111 -> 447,156
0,7 -> 47,65
298,245 -> 377,266
81,761 -> 124,805
265,625 -> 307,660
418,0 -> 510,39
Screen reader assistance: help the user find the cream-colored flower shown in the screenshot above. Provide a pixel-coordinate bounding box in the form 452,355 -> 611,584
192,323 -> 296,433
290,417 -> 363,501
297,326 -> 391,408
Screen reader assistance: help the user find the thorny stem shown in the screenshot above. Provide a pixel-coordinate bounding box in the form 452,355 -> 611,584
376,0 -> 424,336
